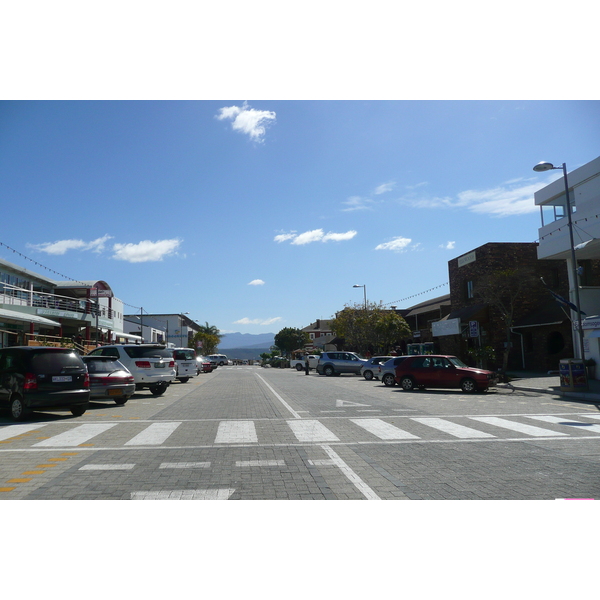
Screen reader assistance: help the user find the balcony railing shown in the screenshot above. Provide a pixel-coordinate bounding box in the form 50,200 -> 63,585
0,283 -> 115,319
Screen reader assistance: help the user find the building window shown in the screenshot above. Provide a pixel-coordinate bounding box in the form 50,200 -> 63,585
465,280 -> 474,299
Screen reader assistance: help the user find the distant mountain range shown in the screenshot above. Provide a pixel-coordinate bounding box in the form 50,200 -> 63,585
219,332 -> 275,349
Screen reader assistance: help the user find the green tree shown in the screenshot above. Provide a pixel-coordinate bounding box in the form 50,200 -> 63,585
474,268 -> 538,371
191,321 -> 222,354
330,302 -> 411,355
274,327 -> 310,357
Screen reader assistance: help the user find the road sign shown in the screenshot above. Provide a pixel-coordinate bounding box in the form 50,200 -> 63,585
469,320 -> 479,338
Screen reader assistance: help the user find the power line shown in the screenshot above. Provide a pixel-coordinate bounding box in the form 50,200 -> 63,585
0,240 -> 142,311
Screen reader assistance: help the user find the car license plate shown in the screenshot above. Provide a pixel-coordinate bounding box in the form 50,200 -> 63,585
52,376 -> 72,382
154,363 -> 165,368
108,389 -> 123,396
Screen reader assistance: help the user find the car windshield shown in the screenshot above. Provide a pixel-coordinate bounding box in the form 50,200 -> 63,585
124,346 -> 172,359
448,357 -> 468,368
30,351 -> 84,374
174,350 -> 195,360
83,357 -> 126,373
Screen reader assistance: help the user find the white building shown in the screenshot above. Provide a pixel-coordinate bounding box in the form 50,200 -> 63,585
535,156 -> 600,366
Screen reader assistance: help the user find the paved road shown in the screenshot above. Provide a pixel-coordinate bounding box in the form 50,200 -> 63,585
2,365 -> 600,499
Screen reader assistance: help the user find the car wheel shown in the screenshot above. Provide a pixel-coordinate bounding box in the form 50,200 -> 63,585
149,382 -> 168,396
461,378 -> 477,393
323,365 -> 335,377
382,373 -> 396,387
400,376 -> 416,391
70,404 -> 87,417
363,370 -> 374,380
296,363 -> 304,371
177,377 -> 190,383
10,396 -> 29,421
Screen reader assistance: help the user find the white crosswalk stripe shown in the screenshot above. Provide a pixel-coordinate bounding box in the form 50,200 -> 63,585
287,419 -> 339,442
350,418 -> 419,440
125,422 -> 181,446
0,423 -> 48,441
469,416 -> 568,437
215,420 -> 258,443
33,423 -> 118,447
411,417 -> 496,438
527,415 -> 600,434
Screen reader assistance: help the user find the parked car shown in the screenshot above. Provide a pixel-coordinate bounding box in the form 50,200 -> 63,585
316,352 -> 367,376
360,356 -> 394,381
81,355 -> 135,405
394,355 -> 498,392
377,356 -> 410,386
207,354 -> 228,366
290,355 -> 320,371
196,355 -> 214,373
172,347 -> 197,383
0,346 -> 90,421
87,344 -> 175,396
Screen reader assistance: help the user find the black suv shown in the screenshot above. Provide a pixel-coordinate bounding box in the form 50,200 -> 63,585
0,347 -> 90,421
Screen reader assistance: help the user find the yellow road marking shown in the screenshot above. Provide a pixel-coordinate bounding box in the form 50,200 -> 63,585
0,487 -> 16,492
22,471 -> 44,475
8,478 -> 32,483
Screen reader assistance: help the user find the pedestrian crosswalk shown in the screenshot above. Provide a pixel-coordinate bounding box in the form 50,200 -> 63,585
2,414 -> 600,449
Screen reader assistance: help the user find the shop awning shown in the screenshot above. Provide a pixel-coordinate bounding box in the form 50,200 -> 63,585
0,308 -> 61,327
112,331 -> 143,341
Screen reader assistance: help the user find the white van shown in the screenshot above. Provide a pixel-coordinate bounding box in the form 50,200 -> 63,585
172,347 -> 198,383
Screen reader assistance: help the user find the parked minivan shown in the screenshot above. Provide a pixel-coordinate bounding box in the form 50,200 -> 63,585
172,347 -> 197,383
0,347 -> 90,421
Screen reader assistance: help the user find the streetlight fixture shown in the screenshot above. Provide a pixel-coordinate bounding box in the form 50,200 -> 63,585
533,161 -> 585,361
353,284 -> 367,309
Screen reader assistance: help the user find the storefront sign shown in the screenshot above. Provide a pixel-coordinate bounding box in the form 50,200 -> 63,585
432,318 -> 461,337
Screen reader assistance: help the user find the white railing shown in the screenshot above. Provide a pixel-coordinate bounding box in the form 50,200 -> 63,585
0,283 -> 115,319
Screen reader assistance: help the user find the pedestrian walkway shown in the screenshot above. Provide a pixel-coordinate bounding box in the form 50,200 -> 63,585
3,412 -> 600,450
502,372 -> 600,402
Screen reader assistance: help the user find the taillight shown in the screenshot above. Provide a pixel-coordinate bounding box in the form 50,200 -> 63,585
135,361 -> 152,368
24,372 -> 37,390
84,372 -> 90,388
169,360 -> 175,368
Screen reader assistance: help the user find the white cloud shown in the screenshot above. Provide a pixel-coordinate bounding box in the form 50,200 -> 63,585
111,239 -> 181,263
248,279 -> 265,286
274,232 -> 297,243
375,236 -> 413,252
440,241 -> 456,250
374,181 -> 395,195
341,196 -> 375,212
28,235 -> 113,255
234,316 -> 282,325
399,180 -> 543,217
276,229 -> 357,245
292,229 -> 327,245
322,231 -> 357,242
216,102 -> 276,142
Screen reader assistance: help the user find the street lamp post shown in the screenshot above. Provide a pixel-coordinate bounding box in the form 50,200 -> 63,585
533,161 -> 586,361
353,284 -> 367,309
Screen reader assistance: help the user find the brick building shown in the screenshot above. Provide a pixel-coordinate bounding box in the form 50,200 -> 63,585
434,242 -> 575,372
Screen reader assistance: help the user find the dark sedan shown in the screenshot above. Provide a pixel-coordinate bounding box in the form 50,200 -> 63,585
82,355 -> 135,405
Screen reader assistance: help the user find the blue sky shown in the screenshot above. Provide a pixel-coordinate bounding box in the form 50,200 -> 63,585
1,100 -> 598,335
1,3 -> 598,336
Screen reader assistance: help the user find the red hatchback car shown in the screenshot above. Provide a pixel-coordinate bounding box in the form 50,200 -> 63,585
394,355 -> 498,393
